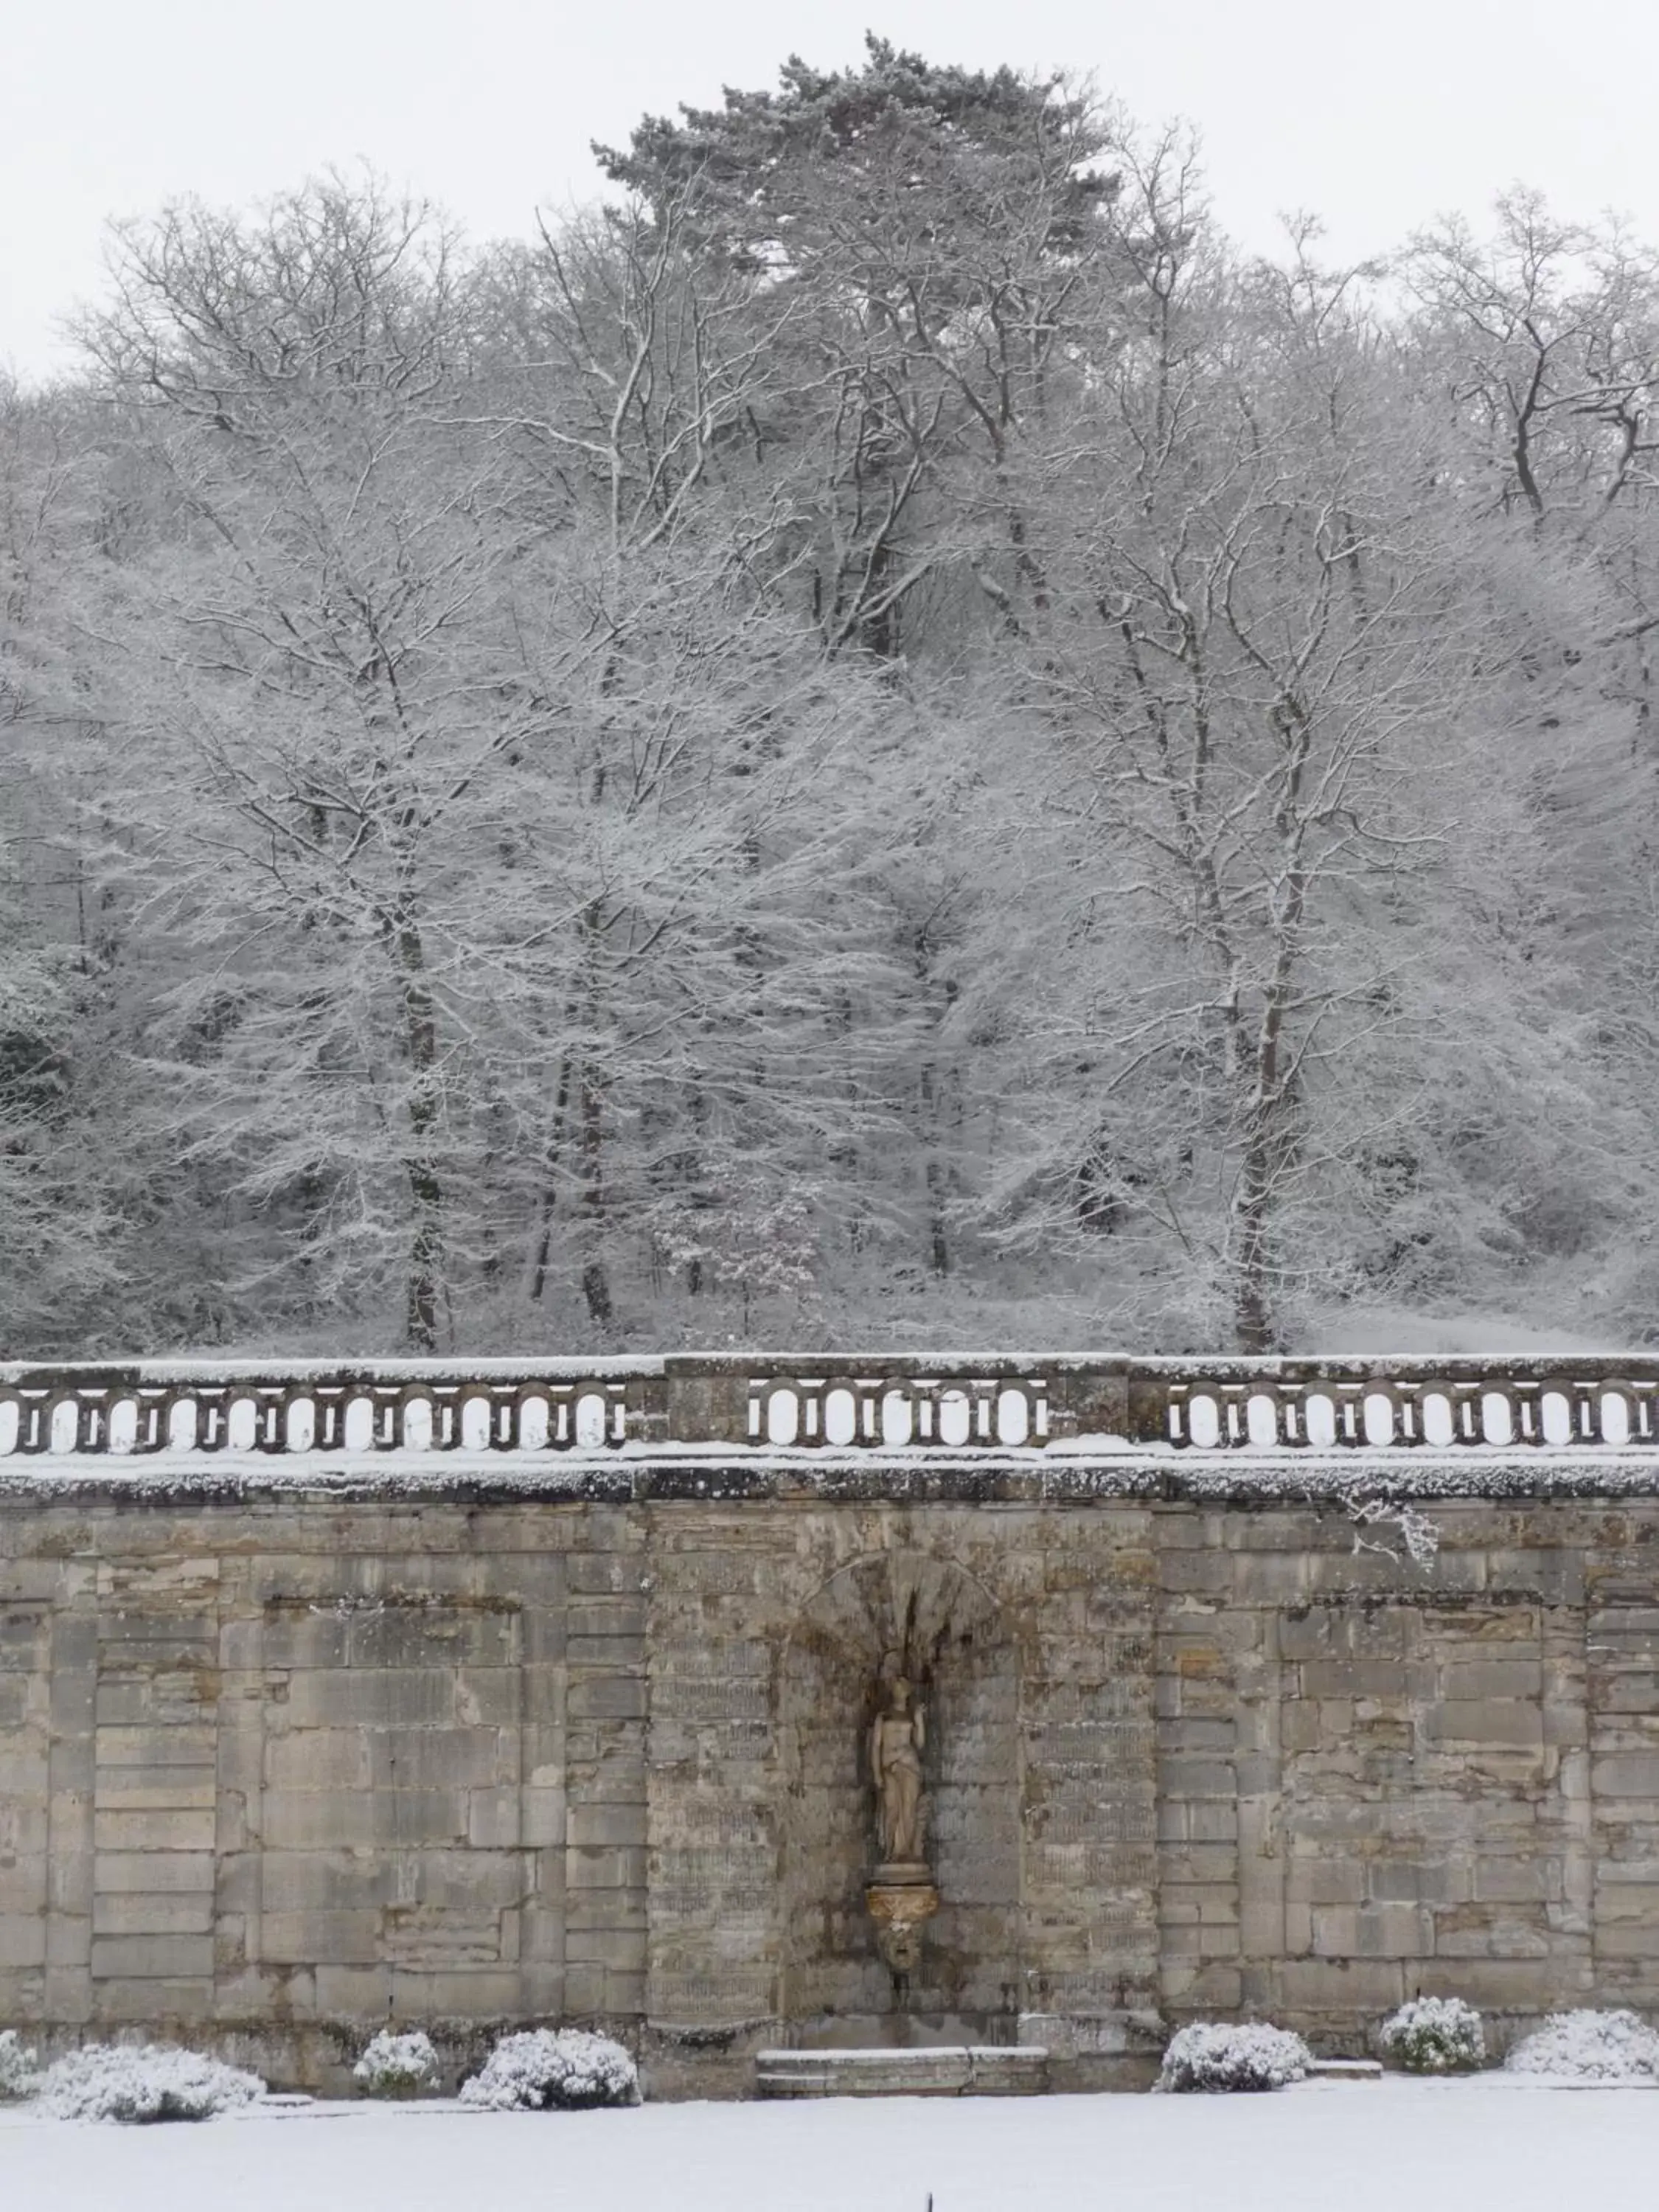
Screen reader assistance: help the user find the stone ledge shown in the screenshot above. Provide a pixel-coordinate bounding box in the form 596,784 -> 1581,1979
8,1447 -> 1659,1509
754,2047 -> 1051,2098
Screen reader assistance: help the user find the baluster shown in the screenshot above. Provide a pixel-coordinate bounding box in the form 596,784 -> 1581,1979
1600,1383 -> 1635,1448
796,1379 -> 824,1448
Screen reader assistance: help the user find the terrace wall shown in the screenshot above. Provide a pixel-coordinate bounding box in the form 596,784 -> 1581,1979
2,1429 -> 1657,2093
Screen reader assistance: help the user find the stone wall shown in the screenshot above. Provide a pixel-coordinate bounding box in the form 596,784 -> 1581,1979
1,1476 -> 1656,2092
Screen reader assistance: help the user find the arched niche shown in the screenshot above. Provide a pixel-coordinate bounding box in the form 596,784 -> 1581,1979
777,1548 -> 1020,2040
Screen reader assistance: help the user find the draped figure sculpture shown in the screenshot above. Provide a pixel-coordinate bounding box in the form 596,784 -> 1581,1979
870,1671 -> 927,1867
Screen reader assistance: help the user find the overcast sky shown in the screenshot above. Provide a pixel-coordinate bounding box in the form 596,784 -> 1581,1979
4,0 -> 1658,383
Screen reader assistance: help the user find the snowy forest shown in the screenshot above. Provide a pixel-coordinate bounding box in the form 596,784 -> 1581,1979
4,38 -> 1658,1360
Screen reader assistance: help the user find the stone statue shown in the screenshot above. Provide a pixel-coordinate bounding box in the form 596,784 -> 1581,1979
870,1670 -> 927,1867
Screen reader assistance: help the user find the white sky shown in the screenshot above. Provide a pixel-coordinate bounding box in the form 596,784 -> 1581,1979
4,0 -> 1658,384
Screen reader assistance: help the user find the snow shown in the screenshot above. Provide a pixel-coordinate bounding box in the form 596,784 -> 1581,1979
36,2043 -> 264,2123
352,2030 -> 439,2098
1506,2008 -> 1659,2080
1378,1996 -> 1486,2073
458,2028 -> 637,2110
0,2079 -> 1653,2212
0,2028 -> 37,2098
1156,2021 -> 1311,2091
9,1441 -> 1659,1504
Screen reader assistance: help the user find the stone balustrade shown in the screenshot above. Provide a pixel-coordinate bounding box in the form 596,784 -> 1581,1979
1,1353 -> 1658,1460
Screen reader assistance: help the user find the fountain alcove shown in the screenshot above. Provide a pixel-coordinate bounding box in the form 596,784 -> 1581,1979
775,1548 -> 1022,2051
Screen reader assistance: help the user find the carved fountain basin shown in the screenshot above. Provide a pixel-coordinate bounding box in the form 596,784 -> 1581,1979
865,1862 -> 940,1975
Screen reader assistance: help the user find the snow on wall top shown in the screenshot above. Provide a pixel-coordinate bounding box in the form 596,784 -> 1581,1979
3,1352 -> 1659,1495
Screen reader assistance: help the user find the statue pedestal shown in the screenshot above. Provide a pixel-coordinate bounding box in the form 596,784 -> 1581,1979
865,1864 -> 939,1975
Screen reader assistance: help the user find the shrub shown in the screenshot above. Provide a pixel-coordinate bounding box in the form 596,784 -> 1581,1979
352,2029 -> 440,2099
1156,2023 -> 1312,2093
1380,1997 -> 1486,2073
0,2029 -> 38,2100
459,2029 -> 639,2112
1506,2009 -> 1659,2081
39,2043 -> 265,2124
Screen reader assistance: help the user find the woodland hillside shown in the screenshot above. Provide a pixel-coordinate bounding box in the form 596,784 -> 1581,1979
4,38 -> 1658,1357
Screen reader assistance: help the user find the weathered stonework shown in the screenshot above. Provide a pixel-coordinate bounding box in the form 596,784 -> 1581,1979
2,1472 -> 1657,2095
2,1355 -> 1658,2094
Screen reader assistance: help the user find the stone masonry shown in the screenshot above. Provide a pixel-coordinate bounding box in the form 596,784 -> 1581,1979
2,1464 -> 1658,2093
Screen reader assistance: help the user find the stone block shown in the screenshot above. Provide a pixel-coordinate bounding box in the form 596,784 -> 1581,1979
1288,1860 -> 1364,1907
283,1668 -> 455,1729
566,1674 -> 647,1722
91,1806 -> 216,1853
521,1904 -> 566,1961
257,1851 -> 386,1913
348,1604 -> 518,1672
565,1891 -> 647,1933
466,1788 -> 521,1849
1160,1961 -> 1243,2010
263,1730 -> 372,1792
260,1788 -> 467,1851
1160,1759 -> 1236,1799
1427,1700 -> 1544,1747
46,1848 -> 94,1916
1595,1755 -> 1659,1797
414,1850 -> 529,1912
456,1670 -> 521,1727
259,1911 -> 383,1965
1186,1804 -> 1239,1843
569,1597 -> 647,1641
93,1770 -> 217,1811
1475,1858 -> 1561,1904
94,1851 -> 215,1895
1413,1958 -> 1590,2007
386,1967 -> 515,2017
379,1727 -> 516,1792
313,1964 -> 392,2017
1298,1663 -> 1408,1699
1277,1958 -> 1406,2011
89,1934 -> 215,1980
522,1787 -> 566,1846
92,1976 -> 215,2020
1439,1661 -> 1543,1700
1158,1717 -> 1236,1755
0,1856 -> 46,1915
0,1921 -> 46,1968
94,1724 -> 218,1768
566,1926 -> 647,1973
92,1892 -> 215,1936
568,1801 -> 647,1850
1281,1701 -> 1324,1753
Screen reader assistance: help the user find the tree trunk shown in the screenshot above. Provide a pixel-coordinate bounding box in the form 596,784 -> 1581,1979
394,905 -> 443,1351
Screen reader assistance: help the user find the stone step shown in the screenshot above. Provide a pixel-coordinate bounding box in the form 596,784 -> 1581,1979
1307,2059 -> 1384,2081
755,2048 -> 1050,2098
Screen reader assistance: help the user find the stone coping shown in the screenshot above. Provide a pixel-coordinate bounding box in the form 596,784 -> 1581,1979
7,1444 -> 1659,1506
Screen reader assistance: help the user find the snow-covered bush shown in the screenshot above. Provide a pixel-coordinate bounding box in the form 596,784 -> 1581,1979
1506,2009 -> 1659,2081
352,2029 -> 440,2098
1380,1997 -> 1486,2073
0,2029 -> 38,2099
39,2043 -> 265,2123
459,2028 -> 639,2112
1156,2023 -> 1312,2093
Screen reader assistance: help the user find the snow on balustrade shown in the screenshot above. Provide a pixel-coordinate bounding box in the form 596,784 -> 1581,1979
749,1374 -> 1048,1449
1,1355 -> 1658,1464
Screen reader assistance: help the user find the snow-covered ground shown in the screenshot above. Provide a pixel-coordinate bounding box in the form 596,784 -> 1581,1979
1,2078 -> 1652,2212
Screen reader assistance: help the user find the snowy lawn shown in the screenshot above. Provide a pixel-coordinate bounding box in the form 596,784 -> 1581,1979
1,2077 -> 1653,2212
